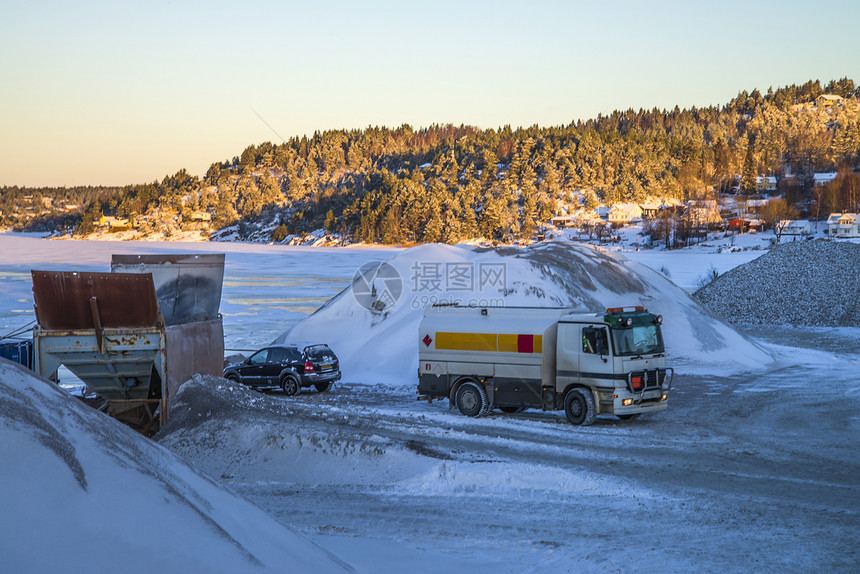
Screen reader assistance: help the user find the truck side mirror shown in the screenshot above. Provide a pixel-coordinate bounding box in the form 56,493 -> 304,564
596,330 -> 609,361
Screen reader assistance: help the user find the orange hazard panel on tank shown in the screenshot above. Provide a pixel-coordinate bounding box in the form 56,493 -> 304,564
437,332 -> 541,353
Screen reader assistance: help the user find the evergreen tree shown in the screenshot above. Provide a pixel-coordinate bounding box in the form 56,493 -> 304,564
741,136 -> 758,195
324,210 -> 336,234
584,190 -> 600,212
423,202 -> 443,243
520,191 -> 537,239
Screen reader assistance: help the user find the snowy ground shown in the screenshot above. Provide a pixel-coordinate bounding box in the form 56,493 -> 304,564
159,347 -> 860,572
2,233 -> 859,572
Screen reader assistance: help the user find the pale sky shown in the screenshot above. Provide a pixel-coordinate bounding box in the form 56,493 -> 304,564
1,0 -> 858,187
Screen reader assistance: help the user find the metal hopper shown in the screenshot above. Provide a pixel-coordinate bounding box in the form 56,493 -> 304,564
31,254 -> 225,435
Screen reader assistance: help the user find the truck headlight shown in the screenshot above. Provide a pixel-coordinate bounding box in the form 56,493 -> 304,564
622,398 -> 633,406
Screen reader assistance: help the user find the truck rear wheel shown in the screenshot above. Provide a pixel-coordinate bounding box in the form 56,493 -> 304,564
455,382 -> 488,417
564,388 -> 596,426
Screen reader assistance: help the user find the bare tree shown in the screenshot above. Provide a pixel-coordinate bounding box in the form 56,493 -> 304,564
760,198 -> 799,243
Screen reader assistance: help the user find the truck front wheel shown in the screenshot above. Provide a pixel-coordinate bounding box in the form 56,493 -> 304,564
455,382 -> 488,417
564,388 -> 596,426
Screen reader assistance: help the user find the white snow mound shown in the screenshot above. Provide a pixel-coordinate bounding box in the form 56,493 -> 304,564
0,360 -> 351,574
276,242 -> 772,384
157,375 -> 438,486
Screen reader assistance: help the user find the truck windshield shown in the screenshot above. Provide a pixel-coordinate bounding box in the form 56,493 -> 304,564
611,325 -> 664,356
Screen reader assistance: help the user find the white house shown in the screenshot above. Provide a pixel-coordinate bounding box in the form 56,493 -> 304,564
814,172 -> 838,187
607,203 -> 643,225
550,214 -> 577,228
638,202 -> 661,218
826,213 -> 860,238
685,200 -> 722,227
742,198 -> 771,216
778,220 -> 812,237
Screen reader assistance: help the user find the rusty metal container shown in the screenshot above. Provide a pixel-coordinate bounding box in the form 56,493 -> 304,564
110,253 -> 224,325
31,255 -> 225,434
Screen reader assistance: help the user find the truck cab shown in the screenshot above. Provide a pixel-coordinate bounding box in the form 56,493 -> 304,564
552,307 -> 671,423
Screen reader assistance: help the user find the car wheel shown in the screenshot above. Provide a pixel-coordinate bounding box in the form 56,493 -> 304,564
226,374 -> 240,384
564,388 -> 596,426
455,382 -> 488,417
314,382 -> 332,393
281,375 -> 300,396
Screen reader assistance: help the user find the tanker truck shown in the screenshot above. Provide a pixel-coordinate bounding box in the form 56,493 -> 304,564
417,305 -> 672,425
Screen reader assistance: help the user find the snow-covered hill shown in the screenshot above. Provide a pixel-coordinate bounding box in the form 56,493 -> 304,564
276,242 -> 773,384
0,360 -> 351,574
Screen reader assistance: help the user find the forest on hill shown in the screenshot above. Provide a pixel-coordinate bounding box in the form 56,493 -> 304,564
3,78 -> 859,244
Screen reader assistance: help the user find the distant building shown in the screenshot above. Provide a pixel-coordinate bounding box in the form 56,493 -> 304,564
188,211 -> 212,222
826,213 -> 860,238
778,220 -> 812,237
728,218 -> 764,232
97,215 -> 132,231
814,172 -> 838,186
685,200 -> 722,227
638,203 -> 661,218
743,198 -> 771,216
550,214 -> 576,228
756,176 -> 777,193
607,203 -> 643,225
816,94 -> 843,107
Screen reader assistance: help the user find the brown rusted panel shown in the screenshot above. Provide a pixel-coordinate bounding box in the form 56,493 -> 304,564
32,271 -> 161,331
111,254 -> 225,326
163,317 -> 224,414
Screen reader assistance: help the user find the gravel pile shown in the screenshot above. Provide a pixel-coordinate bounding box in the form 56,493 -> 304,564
694,240 -> 860,326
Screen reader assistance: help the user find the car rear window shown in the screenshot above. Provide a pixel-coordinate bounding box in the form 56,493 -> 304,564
305,345 -> 335,361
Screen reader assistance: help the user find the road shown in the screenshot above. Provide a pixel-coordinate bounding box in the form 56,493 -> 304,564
158,330 -> 860,573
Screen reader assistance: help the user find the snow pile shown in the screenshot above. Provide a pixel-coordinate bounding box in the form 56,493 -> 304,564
276,242 -> 773,381
158,376 -> 436,485
0,361 -> 351,574
694,240 -> 860,326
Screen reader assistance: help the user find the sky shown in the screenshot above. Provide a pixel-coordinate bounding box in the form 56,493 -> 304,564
1,0 -> 858,187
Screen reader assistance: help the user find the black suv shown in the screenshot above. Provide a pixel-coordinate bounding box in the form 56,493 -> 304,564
223,343 -> 341,395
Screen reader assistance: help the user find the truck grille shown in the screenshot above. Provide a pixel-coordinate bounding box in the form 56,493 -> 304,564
644,370 -> 662,387
628,368 -> 669,394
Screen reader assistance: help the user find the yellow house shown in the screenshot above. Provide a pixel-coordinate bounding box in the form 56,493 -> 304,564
816,94 -> 843,107
97,215 -> 132,231
756,176 -> 777,193
189,211 -> 212,222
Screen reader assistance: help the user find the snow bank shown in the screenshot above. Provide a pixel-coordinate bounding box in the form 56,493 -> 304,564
276,242 -> 772,382
0,360 -> 351,574
158,376 -> 437,486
